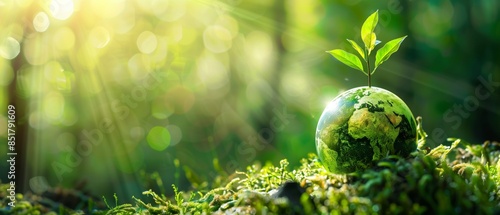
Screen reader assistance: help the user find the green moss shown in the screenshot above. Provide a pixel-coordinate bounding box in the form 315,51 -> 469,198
1,127 -> 499,214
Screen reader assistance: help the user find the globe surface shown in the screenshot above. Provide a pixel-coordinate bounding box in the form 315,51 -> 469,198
316,86 -> 417,173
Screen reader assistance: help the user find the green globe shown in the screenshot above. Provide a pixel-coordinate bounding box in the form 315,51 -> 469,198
316,86 -> 417,174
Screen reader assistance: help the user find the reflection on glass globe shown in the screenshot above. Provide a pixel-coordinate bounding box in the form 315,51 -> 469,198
316,86 -> 417,174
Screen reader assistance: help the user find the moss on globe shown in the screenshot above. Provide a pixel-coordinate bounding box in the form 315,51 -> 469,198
316,86 -> 417,174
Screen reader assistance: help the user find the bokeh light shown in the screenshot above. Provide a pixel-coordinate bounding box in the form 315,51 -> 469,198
42,91 -> 65,122
33,12 -> 50,32
147,126 -> 171,151
50,0 -> 74,20
166,125 -> 182,147
53,27 -> 75,51
0,37 -> 20,60
89,26 -> 111,49
197,53 -> 229,89
137,31 -> 158,54
203,25 -> 232,53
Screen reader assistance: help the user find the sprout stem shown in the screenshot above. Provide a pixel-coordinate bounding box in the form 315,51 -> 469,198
365,49 -> 371,88
367,59 -> 371,88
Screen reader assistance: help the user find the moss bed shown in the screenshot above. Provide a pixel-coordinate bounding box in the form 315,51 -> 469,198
1,129 -> 500,214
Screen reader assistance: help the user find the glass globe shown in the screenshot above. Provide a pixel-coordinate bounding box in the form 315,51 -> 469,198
316,86 -> 417,173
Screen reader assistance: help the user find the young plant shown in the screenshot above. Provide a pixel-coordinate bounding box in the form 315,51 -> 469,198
317,10 -> 416,174
327,10 -> 407,88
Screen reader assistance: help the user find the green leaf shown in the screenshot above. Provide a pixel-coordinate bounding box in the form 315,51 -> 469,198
327,49 -> 365,74
346,39 -> 365,60
373,35 -> 407,74
361,10 -> 378,51
364,32 -> 377,55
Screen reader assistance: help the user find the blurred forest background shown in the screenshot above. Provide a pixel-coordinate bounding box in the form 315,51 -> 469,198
0,0 -> 499,202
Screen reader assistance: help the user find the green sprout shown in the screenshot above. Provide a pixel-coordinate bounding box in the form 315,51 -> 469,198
327,10 -> 407,88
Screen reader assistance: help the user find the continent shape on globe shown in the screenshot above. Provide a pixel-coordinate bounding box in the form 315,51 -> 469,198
316,87 -> 417,173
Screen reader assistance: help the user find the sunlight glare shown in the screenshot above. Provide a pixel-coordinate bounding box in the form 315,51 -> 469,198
50,0 -> 74,20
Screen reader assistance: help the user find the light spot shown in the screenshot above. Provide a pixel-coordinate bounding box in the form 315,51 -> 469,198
90,0 -> 125,18
50,0 -> 74,20
43,61 -> 73,92
151,98 -> 175,119
6,24 -> 24,43
246,31 -> 274,72
147,126 -> 171,151
179,26 -> 197,45
29,176 -> 50,195
215,15 -> 239,38
44,61 -> 63,82
53,27 -> 75,51
0,37 -> 20,60
141,0 -> 168,17
166,125 -> 182,146
281,69 -> 311,99
197,54 -> 228,89
155,0 -> 186,22
157,22 -> 183,43
16,0 -> 33,7
42,91 -> 65,122
203,25 -> 232,53
127,53 -> 151,80
150,36 -> 168,65
137,31 -> 157,54
33,12 -> 50,32
89,26 -> 110,48
113,5 -> 135,34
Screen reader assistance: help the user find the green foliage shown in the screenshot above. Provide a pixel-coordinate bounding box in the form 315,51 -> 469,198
326,49 -> 365,74
327,10 -> 407,87
361,10 -> 379,55
374,36 -> 407,74
347,39 -> 366,60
